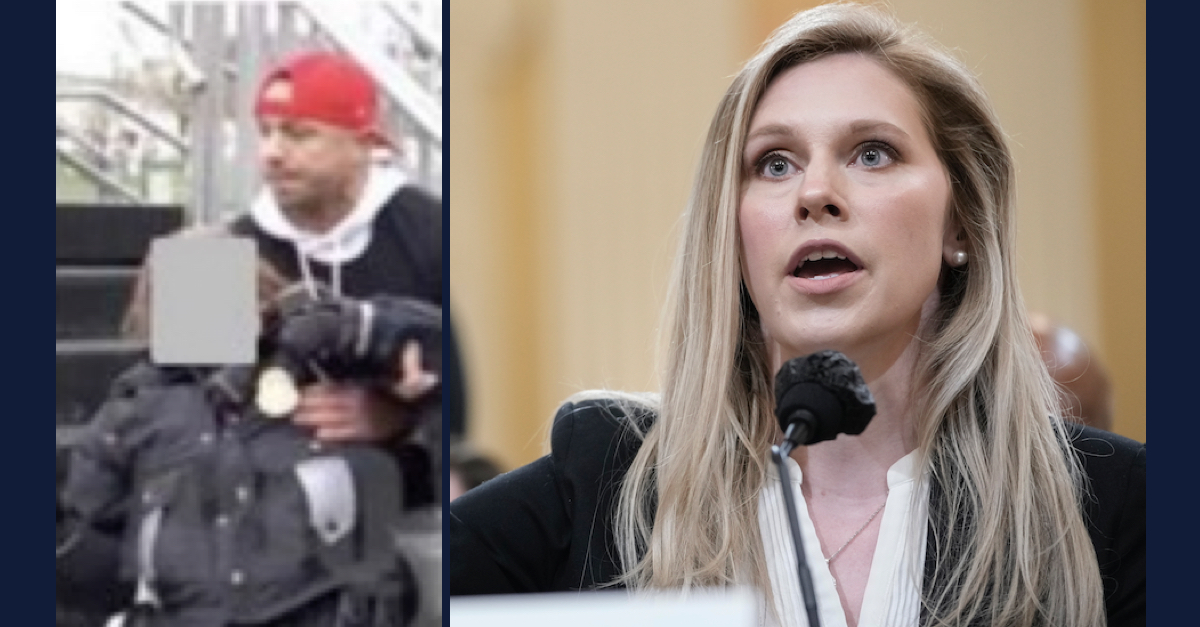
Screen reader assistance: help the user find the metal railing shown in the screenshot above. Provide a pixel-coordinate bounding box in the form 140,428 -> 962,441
56,87 -> 191,206
55,123 -> 112,172
117,1 -> 208,95
56,142 -> 145,205
55,89 -> 190,157
381,0 -> 443,93
56,1 -> 443,222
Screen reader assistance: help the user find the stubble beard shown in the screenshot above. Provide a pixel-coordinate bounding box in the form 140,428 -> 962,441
276,182 -> 352,235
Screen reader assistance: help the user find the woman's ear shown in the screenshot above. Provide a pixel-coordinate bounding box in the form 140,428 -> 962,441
943,222 -> 969,268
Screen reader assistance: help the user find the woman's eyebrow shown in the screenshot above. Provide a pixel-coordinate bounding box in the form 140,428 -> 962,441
746,120 -> 911,146
847,119 -> 910,139
745,124 -> 795,145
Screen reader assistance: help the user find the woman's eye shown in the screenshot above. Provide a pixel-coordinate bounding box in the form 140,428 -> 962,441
855,143 -> 896,168
759,155 -> 794,178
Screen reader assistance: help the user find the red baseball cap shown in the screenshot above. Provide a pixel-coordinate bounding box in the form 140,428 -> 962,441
255,51 -> 394,148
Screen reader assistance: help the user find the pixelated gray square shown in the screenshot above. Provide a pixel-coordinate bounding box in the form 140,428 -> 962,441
149,237 -> 259,366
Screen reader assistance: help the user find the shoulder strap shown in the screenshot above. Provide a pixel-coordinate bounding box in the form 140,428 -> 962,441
228,213 -> 258,238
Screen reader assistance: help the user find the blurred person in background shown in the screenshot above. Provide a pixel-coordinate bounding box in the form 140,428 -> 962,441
1031,312 -> 1115,432
449,440 -> 504,502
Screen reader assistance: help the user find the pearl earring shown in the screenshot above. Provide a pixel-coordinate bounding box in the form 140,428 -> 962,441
951,251 -> 969,267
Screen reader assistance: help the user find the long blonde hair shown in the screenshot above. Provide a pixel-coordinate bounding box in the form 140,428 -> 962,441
612,3 -> 1105,625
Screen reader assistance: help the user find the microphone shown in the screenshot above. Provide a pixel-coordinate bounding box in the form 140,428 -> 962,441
770,350 -> 876,627
774,350 -> 877,455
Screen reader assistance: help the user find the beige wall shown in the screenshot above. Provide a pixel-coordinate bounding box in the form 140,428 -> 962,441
450,0 -> 1147,470
450,0 -> 746,469
1083,0 -> 1146,443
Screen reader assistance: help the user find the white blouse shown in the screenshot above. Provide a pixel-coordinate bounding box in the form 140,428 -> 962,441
758,452 -> 930,627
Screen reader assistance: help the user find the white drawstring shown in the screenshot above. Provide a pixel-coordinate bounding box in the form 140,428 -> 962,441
294,243 -> 345,300
296,245 -> 320,301
292,243 -> 345,384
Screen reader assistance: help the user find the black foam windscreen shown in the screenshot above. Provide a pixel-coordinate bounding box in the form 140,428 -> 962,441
774,350 -> 877,445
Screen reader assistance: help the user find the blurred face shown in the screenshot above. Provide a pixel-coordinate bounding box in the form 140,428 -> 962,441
739,54 -> 959,375
258,107 -> 371,221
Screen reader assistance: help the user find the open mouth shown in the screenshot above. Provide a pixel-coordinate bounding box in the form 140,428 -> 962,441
793,250 -> 861,280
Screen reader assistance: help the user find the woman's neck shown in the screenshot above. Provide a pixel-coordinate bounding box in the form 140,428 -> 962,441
789,338 -> 921,499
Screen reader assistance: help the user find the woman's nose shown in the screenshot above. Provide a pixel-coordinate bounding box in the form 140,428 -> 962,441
795,157 -> 846,222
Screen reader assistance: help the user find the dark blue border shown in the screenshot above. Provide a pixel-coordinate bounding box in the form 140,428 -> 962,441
22,1 -> 47,617
1146,2 -> 1181,622
440,3 -> 452,627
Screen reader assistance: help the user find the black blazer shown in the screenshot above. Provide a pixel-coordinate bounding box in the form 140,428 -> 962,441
448,400 -> 1145,625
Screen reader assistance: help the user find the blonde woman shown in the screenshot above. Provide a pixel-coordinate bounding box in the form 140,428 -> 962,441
448,4 -> 1145,626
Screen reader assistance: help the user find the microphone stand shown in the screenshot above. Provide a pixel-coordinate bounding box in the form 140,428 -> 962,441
773,422 -> 822,627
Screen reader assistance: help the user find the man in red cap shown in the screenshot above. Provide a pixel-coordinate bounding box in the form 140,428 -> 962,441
253,51 -> 401,233
233,50 -> 444,460
238,49 -> 448,625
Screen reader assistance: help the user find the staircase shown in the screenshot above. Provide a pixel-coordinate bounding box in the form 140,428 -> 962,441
56,202 -> 184,627
55,203 -> 184,436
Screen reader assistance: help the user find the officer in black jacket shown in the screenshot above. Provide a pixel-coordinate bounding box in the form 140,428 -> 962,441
56,290 -> 441,626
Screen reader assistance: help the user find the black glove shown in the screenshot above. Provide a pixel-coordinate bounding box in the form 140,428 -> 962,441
274,297 -> 362,368
275,294 -> 442,385
362,296 -> 443,384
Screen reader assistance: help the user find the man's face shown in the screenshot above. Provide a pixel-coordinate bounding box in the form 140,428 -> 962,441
257,112 -> 371,219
